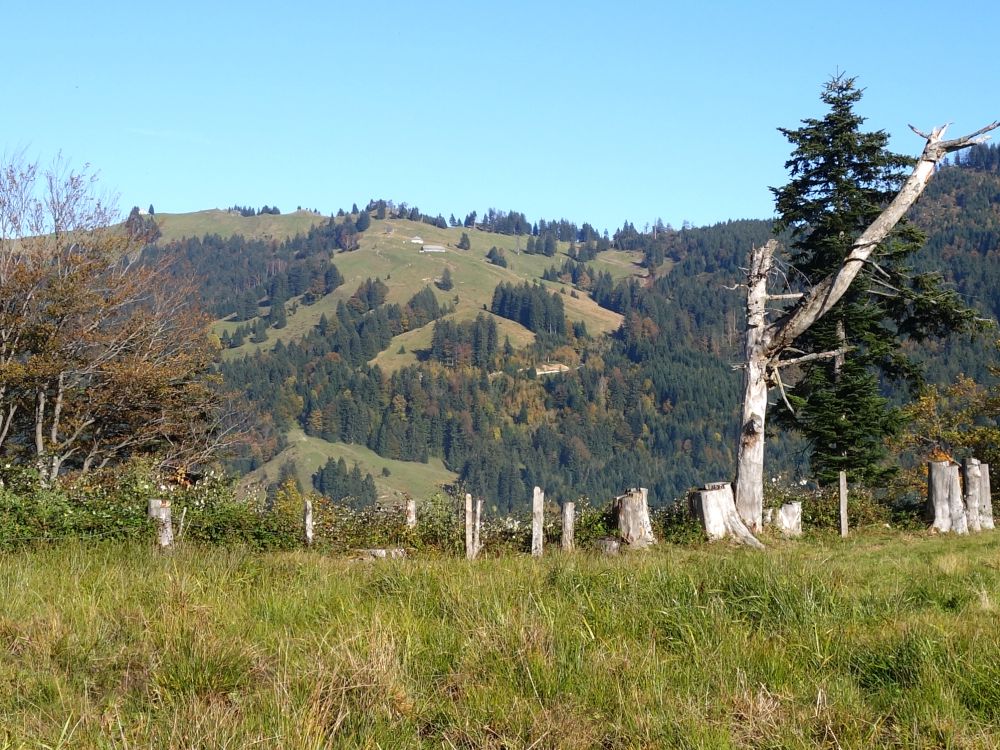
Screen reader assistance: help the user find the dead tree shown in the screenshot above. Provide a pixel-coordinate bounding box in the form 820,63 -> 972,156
927,460 -> 967,534
981,464 -> 995,530
730,121 -> 999,537
465,493 -> 483,560
148,497 -> 174,549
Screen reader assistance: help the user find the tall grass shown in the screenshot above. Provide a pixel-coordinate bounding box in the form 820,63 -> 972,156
1,533 -> 999,748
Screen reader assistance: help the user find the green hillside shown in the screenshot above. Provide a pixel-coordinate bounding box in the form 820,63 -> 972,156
214,217 -> 638,361
241,428 -> 456,505
153,208 -> 327,243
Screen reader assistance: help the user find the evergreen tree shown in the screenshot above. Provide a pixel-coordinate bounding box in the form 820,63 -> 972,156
772,75 -> 979,485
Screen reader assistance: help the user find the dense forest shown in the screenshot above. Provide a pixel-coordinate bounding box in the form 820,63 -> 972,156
140,146 -> 1000,512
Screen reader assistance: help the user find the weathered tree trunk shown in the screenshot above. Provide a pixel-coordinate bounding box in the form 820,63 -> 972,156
531,486 -> 544,557
980,463 -> 994,530
731,122 -> 999,533
147,497 -> 174,549
963,457 -> 982,532
615,487 -> 656,548
950,463 -> 969,534
839,470 -> 849,538
691,482 -> 764,549
734,241 -> 775,532
562,501 -> 575,552
303,497 -> 314,546
405,495 -> 417,529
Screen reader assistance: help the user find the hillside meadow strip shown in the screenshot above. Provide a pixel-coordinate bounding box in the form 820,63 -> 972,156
2,534 -> 1000,748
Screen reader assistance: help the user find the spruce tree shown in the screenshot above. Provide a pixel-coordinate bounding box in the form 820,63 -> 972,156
772,75 -> 978,485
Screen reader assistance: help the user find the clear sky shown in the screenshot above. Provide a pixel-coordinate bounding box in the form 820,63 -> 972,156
4,1 -> 998,234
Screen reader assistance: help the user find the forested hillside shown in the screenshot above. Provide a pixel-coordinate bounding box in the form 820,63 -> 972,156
140,149 -> 1000,512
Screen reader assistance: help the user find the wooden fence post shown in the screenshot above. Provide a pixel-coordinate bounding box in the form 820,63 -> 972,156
531,486 -> 544,557
981,463 -> 995,530
465,493 -> 475,560
562,501 -> 575,552
839,470 -> 848,538
147,497 -> 174,549
303,497 -> 314,546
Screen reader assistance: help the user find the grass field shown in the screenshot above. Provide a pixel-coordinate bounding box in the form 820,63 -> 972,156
154,209 -> 327,243
241,428 -> 456,503
2,532 -> 1000,747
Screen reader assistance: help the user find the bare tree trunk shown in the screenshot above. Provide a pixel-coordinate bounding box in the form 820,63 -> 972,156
561,501 -> 575,552
950,463 -> 969,535
691,482 -> 764,549
839,470 -> 849,538
980,463 -> 994,531
404,495 -> 417,529
963,457 -> 982,532
531,486 -> 544,558
734,241 -> 774,531
615,487 -> 656,548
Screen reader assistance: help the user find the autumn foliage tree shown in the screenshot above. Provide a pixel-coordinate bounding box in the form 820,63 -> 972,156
0,156 -> 227,483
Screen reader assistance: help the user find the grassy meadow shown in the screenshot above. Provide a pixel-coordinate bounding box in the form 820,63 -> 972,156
2,532 -> 1000,748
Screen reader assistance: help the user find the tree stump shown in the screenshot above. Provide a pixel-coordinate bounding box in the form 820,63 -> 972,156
561,501 -> 575,552
963,458 -> 983,532
980,464 -> 995,531
691,482 -> 764,549
358,548 -> 407,560
593,537 -> 620,555
147,497 -> 174,549
927,460 -> 967,534
531,486 -> 544,558
772,502 -> 802,537
615,487 -> 656,549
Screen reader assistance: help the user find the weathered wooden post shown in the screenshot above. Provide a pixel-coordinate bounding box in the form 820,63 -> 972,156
147,497 -> 174,549
404,495 -> 417,529
465,493 -> 475,560
472,496 -> 483,559
839,470 -> 849,538
303,497 -> 314,546
981,464 -> 995,530
963,457 -> 983,532
691,482 -> 764,549
927,460 -> 967,534
531,486 -> 544,557
561,501 -> 575,552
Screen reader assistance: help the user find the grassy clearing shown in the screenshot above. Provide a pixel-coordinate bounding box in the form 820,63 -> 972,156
153,209 -> 327,243
241,428 -> 456,503
2,532 -> 1000,747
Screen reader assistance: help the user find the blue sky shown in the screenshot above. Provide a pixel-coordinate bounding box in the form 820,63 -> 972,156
4,1 -> 998,233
